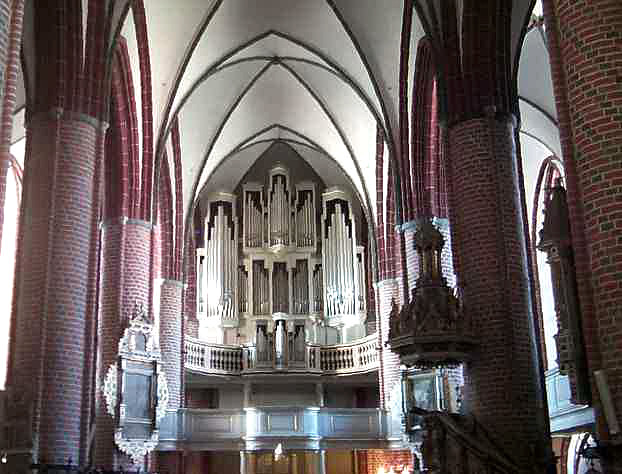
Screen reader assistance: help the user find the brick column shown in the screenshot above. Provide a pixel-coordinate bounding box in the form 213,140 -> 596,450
159,279 -> 183,409
95,219 -> 152,469
543,1 -> 622,467
447,114 -> 545,467
0,0 -> 9,90
402,222 -> 419,294
376,278 -> 400,415
10,110 -> 103,465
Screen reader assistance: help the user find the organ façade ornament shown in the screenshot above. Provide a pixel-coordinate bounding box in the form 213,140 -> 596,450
387,218 -> 476,368
101,301 -> 169,464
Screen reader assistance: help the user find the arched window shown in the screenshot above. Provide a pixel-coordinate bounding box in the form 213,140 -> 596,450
0,139 -> 25,389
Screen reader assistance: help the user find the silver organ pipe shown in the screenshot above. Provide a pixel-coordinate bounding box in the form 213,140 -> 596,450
238,266 -> 248,313
356,248 -> 366,313
296,190 -> 315,247
272,262 -> 288,313
202,194 -> 238,327
196,250 -> 205,315
253,261 -> 269,315
244,191 -> 263,248
293,260 -> 309,314
313,264 -> 323,313
269,174 -> 290,247
322,192 -> 358,322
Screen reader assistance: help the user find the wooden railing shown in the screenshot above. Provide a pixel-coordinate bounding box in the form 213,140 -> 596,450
184,334 -> 378,376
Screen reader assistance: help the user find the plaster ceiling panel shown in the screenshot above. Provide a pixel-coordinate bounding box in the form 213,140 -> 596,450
194,65 -> 365,212
170,0 -> 382,136
330,0 -> 415,146
176,60 -> 268,213
237,126 -> 282,148
518,27 -> 557,121
287,142 -> 359,198
121,15 -> 143,182
142,0 -> 215,136
284,60 -> 376,208
272,128 -> 318,149
511,0 -> 536,75
519,98 -> 561,158
221,33 -> 332,70
202,142 -> 273,194
14,59 -> 25,114
520,132 -> 557,222
21,0 -> 36,103
407,12 -> 426,153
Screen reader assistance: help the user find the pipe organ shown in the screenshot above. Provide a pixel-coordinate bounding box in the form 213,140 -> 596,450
196,167 -> 367,345
196,193 -> 239,342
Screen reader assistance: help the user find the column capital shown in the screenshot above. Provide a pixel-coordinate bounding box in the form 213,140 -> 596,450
101,216 -> 154,229
27,107 -> 109,131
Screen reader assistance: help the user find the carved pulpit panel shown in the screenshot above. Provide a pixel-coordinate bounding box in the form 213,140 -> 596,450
102,302 -> 169,463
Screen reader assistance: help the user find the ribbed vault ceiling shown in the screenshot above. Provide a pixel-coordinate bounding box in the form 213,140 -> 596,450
15,1 -> 549,229
129,0 -> 420,223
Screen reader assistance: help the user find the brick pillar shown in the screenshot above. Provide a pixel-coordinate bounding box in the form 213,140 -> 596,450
402,222 -> 419,294
160,279 -> 183,409
0,0 -> 9,91
447,114 -> 545,467
543,1 -> 622,468
376,278 -> 400,416
95,219 -> 152,469
10,110 -> 103,465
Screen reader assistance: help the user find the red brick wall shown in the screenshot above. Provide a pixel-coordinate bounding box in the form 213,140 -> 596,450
377,279 -> 400,411
184,228 -> 199,338
160,279 -> 183,409
448,116 -> 544,465
366,449 -> 413,474
544,2 -> 622,466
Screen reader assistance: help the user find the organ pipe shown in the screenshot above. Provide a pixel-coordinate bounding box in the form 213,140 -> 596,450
296,190 -> 315,247
238,266 -> 248,313
322,191 -> 360,323
253,261 -> 269,315
313,264 -> 323,313
202,194 -> 238,326
293,260 -> 309,314
269,173 -> 290,247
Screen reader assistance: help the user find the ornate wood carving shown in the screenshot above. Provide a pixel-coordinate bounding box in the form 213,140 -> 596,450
538,179 -> 590,404
388,218 -> 476,368
101,302 -> 169,464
